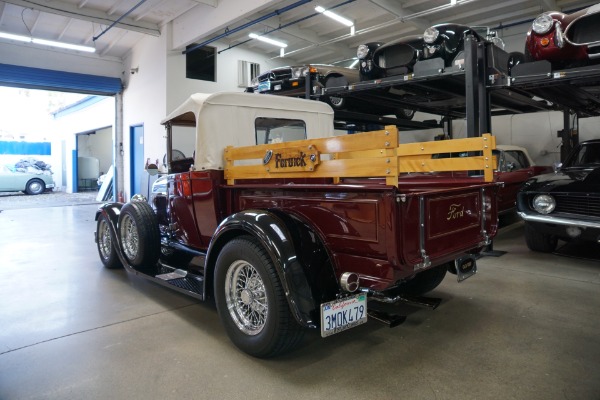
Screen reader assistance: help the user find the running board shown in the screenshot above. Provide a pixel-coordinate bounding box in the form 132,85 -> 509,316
131,265 -> 205,301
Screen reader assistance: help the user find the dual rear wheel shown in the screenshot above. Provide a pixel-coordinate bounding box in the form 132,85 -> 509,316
95,201 -> 160,269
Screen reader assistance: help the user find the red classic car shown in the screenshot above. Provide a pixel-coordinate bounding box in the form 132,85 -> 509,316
429,145 -> 552,213
525,4 -> 600,68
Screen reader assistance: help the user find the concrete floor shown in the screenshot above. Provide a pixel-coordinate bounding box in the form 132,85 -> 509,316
1,201 -> 599,400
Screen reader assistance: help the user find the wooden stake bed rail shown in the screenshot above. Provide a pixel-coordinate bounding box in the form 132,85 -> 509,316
224,125 -> 496,186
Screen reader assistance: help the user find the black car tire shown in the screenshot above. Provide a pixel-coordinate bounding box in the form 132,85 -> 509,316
397,263 -> 448,296
396,108 -> 415,120
214,236 -> 304,358
25,178 -> 46,195
118,201 -> 160,267
326,95 -> 346,110
96,214 -> 123,269
524,222 -> 558,253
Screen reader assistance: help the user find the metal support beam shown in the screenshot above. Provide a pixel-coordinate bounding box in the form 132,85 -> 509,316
478,42 -> 491,135
465,34 -> 478,138
560,108 -> 578,162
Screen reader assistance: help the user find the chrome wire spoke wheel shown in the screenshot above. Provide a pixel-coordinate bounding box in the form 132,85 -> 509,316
225,260 -> 268,335
329,96 -> 343,107
98,219 -> 113,260
120,214 -> 139,261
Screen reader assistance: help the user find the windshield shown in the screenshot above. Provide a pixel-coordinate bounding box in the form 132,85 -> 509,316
563,142 -> 600,168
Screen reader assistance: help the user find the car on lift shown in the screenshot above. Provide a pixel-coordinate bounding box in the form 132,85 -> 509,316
525,4 -> 600,69
247,64 -> 359,111
0,163 -> 54,195
357,25 -> 519,78
517,139 -> 600,252
247,64 -> 415,120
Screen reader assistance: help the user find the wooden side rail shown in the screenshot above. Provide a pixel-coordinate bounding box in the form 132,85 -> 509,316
224,126 -> 399,185
224,125 -> 496,186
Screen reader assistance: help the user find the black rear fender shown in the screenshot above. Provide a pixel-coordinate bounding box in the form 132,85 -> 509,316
206,209 -> 338,329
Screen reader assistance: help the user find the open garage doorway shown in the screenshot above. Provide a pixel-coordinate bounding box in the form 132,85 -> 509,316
0,87 -> 116,204
0,63 -> 122,201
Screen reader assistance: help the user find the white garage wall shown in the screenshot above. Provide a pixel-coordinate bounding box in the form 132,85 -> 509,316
166,39 -> 294,112
120,33 -> 168,199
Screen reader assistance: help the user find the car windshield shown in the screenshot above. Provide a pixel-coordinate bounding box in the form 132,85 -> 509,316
563,142 -> 600,168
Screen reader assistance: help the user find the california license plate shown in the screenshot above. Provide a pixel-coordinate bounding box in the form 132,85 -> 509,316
320,293 -> 367,337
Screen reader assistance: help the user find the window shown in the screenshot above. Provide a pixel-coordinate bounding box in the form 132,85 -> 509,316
238,61 -> 260,88
186,45 -> 216,82
255,118 -> 306,144
503,150 -> 529,170
568,143 -> 600,166
494,150 -> 529,172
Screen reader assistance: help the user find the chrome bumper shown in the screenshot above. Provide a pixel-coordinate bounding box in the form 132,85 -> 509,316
517,211 -> 600,229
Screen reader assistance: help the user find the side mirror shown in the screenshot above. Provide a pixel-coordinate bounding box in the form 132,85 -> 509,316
146,163 -> 159,176
553,162 -> 562,172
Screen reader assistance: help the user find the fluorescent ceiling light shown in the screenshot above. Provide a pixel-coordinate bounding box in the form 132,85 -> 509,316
451,0 -> 457,4
349,58 -> 359,68
0,31 -> 95,53
315,6 -> 354,27
249,33 -> 287,48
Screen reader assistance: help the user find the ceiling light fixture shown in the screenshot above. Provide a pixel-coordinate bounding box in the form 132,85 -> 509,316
315,6 -> 354,27
349,58 -> 359,68
450,0 -> 457,4
0,31 -> 95,52
248,33 -> 288,48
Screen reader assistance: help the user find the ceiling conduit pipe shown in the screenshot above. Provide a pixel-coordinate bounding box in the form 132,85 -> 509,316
183,0 -> 313,54
93,0 -> 148,41
274,0 -> 483,59
217,0 -> 356,54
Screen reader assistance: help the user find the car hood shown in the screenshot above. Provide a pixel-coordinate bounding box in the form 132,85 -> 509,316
522,166 -> 600,193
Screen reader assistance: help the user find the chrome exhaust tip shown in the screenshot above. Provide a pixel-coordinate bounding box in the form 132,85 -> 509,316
340,272 -> 360,293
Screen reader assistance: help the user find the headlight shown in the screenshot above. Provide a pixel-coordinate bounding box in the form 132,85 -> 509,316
423,27 -> 439,44
357,44 -> 369,59
532,14 -> 554,35
532,194 -> 556,214
291,66 -> 309,78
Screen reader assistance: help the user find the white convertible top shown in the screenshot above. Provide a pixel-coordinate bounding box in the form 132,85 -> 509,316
162,92 -> 335,170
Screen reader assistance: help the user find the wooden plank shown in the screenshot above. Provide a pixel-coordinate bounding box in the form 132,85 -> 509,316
225,126 -> 398,162
224,129 -> 497,185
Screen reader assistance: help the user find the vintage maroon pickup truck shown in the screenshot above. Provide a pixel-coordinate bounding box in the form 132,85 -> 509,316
95,92 -> 499,358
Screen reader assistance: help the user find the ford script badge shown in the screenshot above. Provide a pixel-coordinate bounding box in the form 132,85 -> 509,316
263,149 -> 273,165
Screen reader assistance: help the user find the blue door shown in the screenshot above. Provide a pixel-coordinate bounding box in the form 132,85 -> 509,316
130,125 -> 144,197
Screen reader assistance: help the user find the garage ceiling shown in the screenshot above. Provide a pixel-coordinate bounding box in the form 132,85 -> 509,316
0,0 -> 598,64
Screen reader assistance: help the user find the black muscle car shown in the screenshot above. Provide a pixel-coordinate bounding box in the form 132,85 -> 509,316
517,139 -> 600,252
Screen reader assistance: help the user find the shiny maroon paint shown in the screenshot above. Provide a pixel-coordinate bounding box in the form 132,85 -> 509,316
525,9 -> 591,66
167,172 -> 498,291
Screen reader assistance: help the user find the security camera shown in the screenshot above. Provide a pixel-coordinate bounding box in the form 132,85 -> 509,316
130,67 -> 139,75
